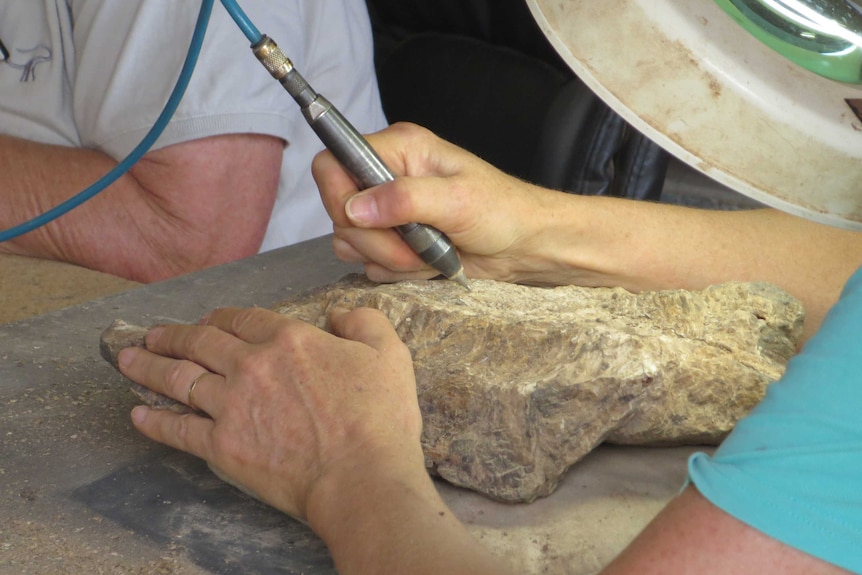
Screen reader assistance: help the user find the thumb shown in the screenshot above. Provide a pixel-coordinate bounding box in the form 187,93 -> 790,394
344,191 -> 382,227
345,177 -> 462,234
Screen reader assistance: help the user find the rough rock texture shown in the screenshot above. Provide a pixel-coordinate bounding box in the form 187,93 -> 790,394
101,275 -> 804,502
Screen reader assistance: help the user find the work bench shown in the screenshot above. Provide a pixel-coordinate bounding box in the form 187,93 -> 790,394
0,236 -> 700,574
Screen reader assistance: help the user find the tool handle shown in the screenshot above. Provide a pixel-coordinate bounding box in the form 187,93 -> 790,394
303,97 -> 464,279
302,96 -> 395,189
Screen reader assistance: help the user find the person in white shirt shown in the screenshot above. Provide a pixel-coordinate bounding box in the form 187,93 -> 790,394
0,1 -> 387,282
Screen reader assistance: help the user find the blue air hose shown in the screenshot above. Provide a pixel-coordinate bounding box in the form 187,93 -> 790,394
0,0 -> 243,244
219,0 -> 262,43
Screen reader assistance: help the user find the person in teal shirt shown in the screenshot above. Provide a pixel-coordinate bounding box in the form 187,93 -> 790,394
690,264 -> 862,573
118,122 -> 862,574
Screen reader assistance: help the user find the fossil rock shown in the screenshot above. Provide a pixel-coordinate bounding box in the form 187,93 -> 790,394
100,321 -> 193,413
101,275 -> 803,503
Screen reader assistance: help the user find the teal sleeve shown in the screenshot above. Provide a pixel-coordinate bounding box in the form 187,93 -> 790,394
688,266 -> 862,574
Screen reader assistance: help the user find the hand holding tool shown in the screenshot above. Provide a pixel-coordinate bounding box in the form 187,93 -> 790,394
251,36 -> 470,289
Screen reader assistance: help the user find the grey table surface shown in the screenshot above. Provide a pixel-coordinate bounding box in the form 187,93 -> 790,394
0,236 -> 701,575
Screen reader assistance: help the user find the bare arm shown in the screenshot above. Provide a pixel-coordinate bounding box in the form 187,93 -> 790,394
314,123 -> 862,340
0,133 -> 282,282
524,196 -> 861,341
118,307 -> 506,575
306,443 -> 506,575
317,482 -> 850,575
602,486 -> 850,575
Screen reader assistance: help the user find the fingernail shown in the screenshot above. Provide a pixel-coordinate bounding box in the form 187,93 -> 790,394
145,326 -> 164,347
346,193 -> 378,224
118,347 -> 136,369
197,313 -> 211,325
131,405 -> 149,425
329,305 -> 351,319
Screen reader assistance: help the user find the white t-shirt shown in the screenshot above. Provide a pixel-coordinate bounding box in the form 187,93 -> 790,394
0,0 -> 388,251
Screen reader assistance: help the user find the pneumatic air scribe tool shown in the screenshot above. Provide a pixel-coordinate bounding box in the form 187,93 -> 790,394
248,35 -> 470,289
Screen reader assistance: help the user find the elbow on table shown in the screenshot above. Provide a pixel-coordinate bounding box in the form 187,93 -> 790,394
126,220 -> 269,283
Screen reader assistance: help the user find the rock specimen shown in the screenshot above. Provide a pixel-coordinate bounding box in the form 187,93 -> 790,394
101,275 -> 804,503
100,320 -> 188,413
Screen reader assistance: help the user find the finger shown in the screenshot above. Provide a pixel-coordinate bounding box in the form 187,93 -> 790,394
203,306 -> 304,345
144,323 -> 245,376
131,405 -> 216,461
344,175 -> 476,246
362,261 -> 439,284
315,123 -> 474,233
335,231 -> 440,281
339,178 -> 430,230
335,225 -> 427,273
332,235 -> 368,263
313,124 -> 441,230
312,123 -> 436,221
118,347 -> 226,417
329,307 -> 406,355
185,371 -> 220,415
312,149 -> 362,228
363,122 -> 458,178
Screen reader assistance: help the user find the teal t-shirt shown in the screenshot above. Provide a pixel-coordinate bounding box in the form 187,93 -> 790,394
689,266 -> 862,573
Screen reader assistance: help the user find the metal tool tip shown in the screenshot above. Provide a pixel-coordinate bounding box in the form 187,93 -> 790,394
450,269 -> 471,291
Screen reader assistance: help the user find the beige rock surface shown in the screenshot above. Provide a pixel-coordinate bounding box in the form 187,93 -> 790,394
101,274 -> 803,503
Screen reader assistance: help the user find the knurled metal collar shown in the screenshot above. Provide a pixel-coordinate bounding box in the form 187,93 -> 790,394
252,36 -> 293,80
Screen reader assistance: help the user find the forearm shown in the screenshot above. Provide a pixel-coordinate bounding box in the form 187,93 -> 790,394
0,134 -> 278,282
601,486 -> 850,575
0,136 -> 171,279
307,447 -> 507,575
521,193 -> 862,339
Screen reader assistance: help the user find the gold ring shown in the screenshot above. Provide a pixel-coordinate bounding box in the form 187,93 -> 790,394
187,371 -> 207,411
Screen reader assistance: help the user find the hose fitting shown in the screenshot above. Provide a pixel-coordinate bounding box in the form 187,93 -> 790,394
252,35 -> 293,80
